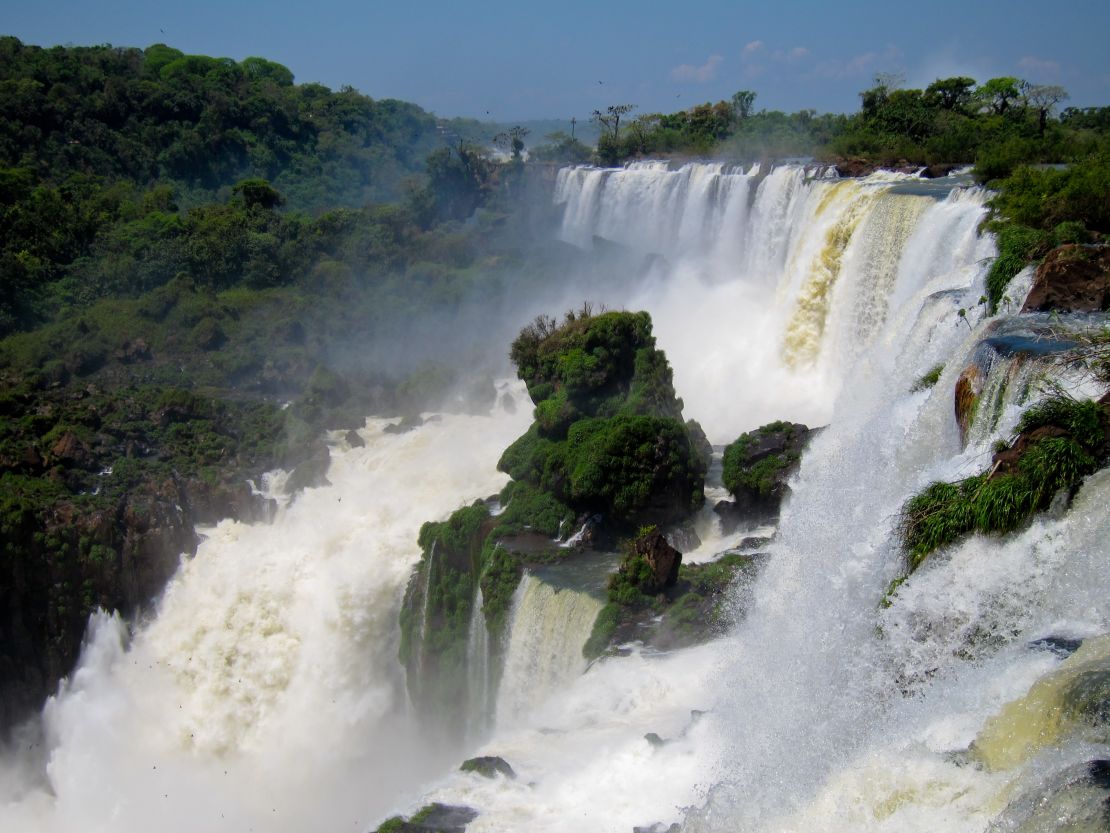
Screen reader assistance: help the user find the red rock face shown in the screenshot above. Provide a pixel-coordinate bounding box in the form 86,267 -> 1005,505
1022,244 -> 1110,313
635,528 -> 682,593
954,365 -> 984,445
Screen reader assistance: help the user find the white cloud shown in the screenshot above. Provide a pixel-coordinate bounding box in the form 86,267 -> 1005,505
772,46 -> 810,63
1018,55 -> 1062,78
814,45 -> 901,80
742,40 -> 764,58
671,54 -> 724,83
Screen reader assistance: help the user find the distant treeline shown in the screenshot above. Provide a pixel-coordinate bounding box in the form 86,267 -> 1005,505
580,75 -> 1109,177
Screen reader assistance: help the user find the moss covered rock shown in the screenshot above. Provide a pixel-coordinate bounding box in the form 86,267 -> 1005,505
721,421 -> 812,521
500,309 -> 705,526
583,527 -> 761,660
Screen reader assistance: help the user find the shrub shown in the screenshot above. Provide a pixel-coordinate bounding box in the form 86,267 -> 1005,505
911,364 -> 945,392
899,394 -> 1105,566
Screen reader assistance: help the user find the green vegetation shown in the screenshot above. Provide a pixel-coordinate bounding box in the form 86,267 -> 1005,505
403,310 -> 707,717
911,364 -> 945,392
899,393 -> 1108,568
980,151 -> 1110,309
722,421 -> 807,501
501,308 -> 704,525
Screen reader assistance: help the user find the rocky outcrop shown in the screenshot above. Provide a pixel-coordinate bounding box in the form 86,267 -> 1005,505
719,421 -> 813,523
954,365 -> 985,445
831,157 -> 921,178
1022,244 -> 1110,313
460,756 -> 516,779
629,527 -> 681,593
584,526 -> 763,659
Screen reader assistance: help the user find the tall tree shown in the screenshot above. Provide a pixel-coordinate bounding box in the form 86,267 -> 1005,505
924,77 -> 976,112
591,104 -> 636,140
1022,83 -> 1069,136
976,77 -> 1023,116
730,90 -> 757,120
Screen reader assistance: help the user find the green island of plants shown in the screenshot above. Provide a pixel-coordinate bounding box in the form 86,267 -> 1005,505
400,309 -> 709,730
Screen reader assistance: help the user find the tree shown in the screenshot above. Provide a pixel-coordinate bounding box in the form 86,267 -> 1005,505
591,104 -> 636,140
1022,83 -> 1069,136
924,76 -> 976,112
232,178 -> 284,210
493,125 -> 530,161
730,90 -> 757,120
859,73 -> 904,118
976,77 -> 1023,116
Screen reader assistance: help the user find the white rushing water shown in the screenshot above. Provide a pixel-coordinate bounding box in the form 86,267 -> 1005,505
0,400 -> 531,832
4,162 -> 1107,833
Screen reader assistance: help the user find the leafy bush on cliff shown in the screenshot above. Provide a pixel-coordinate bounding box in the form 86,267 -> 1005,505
899,393 -> 1107,567
501,309 -> 704,525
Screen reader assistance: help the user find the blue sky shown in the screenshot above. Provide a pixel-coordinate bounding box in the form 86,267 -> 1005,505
6,0 -> 1109,121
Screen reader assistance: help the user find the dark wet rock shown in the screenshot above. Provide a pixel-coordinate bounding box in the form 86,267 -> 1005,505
632,527 -> 681,593
384,414 -> 425,434
1022,244 -> 1110,313
720,422 -> 812,522
283,443 -> 331,494
644,732 -> 667,748
633,824 -> 682,833
832,157 -> 920,178
665,523 -> 701,554
1028,636 -> 1086,657
713,499 -> 747,536
596,550 -> 762,657
990,758 -> 1110,832
922,163 -> 960,178
737,535 -> 772,551
344,429 -> 365,448
500,391 -> 516,414
460,755 -> 516,779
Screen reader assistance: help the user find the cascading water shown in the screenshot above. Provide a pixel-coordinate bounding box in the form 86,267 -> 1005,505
0,402 -> 531,832
493,573 -> 603,729
3,161 -> 1106,833
466,588 -> 492,740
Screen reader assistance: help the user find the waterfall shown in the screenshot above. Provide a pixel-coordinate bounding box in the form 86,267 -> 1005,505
0,401 -> 531,832
4,161 -> 1105,833
466,588 -> 492,739
494,573 -> 604,729
555,163 -> 991,441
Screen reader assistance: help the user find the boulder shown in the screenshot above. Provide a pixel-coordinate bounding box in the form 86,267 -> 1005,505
1022,244 -> 1110,313
459,756 -> 516,779
954,365 -> 984,445
720,421 -> 812,521
922,163 -> 962,179
632,527 -> 681,593
49,431 -> 94,469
